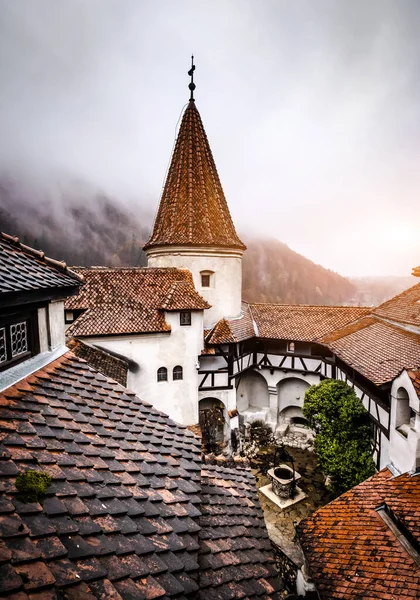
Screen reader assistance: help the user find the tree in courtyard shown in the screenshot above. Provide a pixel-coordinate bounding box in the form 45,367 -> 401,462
303,379 -> 376,496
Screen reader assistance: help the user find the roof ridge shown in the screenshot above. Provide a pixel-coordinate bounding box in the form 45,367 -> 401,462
250,301 -> 371,309
1,231 -> 83,282
375,280 -> 420,308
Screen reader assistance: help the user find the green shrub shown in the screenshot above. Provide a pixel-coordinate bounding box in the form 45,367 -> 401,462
249,420 -> 273,447
303,380 -> 376,495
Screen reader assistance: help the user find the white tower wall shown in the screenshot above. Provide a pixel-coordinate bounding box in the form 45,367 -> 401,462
146,245 -> 243,328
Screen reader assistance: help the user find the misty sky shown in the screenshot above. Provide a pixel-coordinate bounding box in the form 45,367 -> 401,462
0,0 -> 419,276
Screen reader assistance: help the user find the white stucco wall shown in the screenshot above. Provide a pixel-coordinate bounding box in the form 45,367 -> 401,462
38,300 -> 65,351
48,301 -> 65,349
146,246 -> 243,328
83,310 -> 204,426
389,371 -> 420,473
236,370 -> 269,412
277,377 -> 311,420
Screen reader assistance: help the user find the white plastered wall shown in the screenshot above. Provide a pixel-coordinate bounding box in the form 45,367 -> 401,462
389,370 -> 420,473
146,246 -> 243,328
82,310 -> 204,426
38,300 -> 65,351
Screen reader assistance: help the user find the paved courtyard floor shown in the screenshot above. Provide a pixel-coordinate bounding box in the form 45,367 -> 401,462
252,446 -> 334,567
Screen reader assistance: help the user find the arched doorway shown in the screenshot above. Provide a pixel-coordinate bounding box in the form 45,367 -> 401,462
199,398 -> 226,453
277,377 -> 310,424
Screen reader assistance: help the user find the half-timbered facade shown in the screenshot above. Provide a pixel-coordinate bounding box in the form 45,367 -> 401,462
65,67 -> 420,476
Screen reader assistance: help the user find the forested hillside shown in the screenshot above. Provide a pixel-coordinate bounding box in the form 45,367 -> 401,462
0,176 -> 359,306
242,236 -> 356,305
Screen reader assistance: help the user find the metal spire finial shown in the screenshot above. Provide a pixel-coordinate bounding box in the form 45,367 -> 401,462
188,55 -> 196,102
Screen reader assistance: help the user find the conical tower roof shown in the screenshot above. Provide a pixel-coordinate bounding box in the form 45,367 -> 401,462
144,100 -> 246,252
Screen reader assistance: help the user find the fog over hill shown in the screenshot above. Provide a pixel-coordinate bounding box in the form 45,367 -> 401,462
0,175 -> 414,307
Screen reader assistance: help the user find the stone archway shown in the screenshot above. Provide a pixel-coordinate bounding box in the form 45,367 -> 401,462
277,377 -> 310,424
199,398 -> 227,452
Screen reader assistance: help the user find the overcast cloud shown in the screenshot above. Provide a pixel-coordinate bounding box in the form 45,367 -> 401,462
0,0 -> 419,276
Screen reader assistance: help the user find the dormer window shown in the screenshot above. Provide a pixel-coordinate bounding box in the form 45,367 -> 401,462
180,311 -> 191,326
200,271 -> 213,288
0,312 -> 37,371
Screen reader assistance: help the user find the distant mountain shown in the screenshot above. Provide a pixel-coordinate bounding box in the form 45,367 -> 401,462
0,175 -> 149,267
242,236 -> 356,306
0,175 -> 375,307
347,276 -> 418,306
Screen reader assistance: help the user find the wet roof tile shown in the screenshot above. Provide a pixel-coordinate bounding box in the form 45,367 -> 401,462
0,232 -> 82,296
0,352 -> 281,597
297,468 -> 420,599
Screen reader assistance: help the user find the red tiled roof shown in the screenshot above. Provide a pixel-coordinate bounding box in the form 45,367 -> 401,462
66,267 -> 209,337
67,338 -> 129,386
206,304 -> 256,345
408,370 -> 420,399
0,353 -> 281,598
413,265 -> 420,277
249,304 -> 370,342
144,102 -> 246,251
320,316 -> 420,384
297,468 -> 420,600
374,282 -> 420,327
0,232 -> 82,295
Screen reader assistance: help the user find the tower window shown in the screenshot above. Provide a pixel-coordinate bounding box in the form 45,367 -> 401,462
180,311 -> 191,326
200,271 -> 213,288
157,367 -> 168,382
173,365 -> 183,380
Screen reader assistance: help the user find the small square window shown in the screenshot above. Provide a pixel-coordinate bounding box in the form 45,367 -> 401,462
180,311 -> 191,326
201,274 -> 210,287
65,310 -> 74,324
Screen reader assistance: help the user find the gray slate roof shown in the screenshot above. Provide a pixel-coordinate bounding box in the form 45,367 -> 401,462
0,352 -> 282,599
0,232 -> 82,295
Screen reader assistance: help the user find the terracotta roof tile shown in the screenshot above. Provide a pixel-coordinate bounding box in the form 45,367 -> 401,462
412,265 -> 420,277
374,282 -> 420,327
297,468 -> 420,600
144,102 -> 246,251
0,354 -> 282,597
206,304 -> 256,345
66,267 -> 208,337
249,304 -> 370,342
0,232 -> 82,295
320,317 -> 420,384
67,339 -> 129,386
0,352 -> 203,597
408,371 -> 420,399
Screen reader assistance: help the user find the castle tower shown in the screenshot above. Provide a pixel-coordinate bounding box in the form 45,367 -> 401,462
144,59 -> 246,328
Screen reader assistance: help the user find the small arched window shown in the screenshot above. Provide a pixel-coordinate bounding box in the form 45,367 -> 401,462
157,367 -> 168,382
288,341 -> 295,353
173,365 -> 183,381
